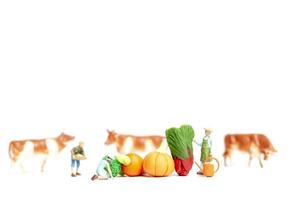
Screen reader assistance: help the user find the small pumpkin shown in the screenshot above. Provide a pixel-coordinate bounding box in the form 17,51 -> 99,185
122,153 -> 143,176
143,152 -> 174,177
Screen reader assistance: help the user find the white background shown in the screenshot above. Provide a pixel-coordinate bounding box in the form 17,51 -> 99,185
0,0 -> 299,199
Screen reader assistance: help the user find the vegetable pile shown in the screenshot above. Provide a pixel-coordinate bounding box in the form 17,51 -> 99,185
165,125 -> 195,176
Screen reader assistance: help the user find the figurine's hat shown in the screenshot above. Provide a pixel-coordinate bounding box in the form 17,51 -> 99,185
204,128 -> 212,133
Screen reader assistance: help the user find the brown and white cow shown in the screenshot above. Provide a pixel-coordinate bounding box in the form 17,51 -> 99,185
9,132 -> 74,172
104,129 -> 166,155
223,134 -> 277,167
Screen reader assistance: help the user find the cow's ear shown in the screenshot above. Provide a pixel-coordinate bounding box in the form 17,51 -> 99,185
107,129 -> 114,134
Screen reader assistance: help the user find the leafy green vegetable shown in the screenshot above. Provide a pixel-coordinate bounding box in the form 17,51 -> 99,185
166,124 -> 195,159
109,159 -> 121,177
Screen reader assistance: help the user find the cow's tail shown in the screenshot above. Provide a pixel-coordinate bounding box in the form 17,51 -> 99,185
8,142 -> 17,162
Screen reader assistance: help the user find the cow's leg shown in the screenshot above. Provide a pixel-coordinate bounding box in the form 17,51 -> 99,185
19,160 -> 26,173
258,155 -> 263,168
227,150 -> 234,166
248,155 -> 253,167
223,155 -> 228,167
9,159 -> 17,174
19,141 -> 33,173
223,155 -> 231,167
116,146 -> 123,154
41,158 -> 47,172
16,154 -> 27,173
230,156 -> 233,166
122,137 -> 133,154
10,159 -> 15,170
223,150 -> 231,167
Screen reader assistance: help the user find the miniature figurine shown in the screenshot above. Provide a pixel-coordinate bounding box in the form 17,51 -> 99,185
223,133 -> 277,167
91,154 -> 131,181
194,128 -> 212,175
9,133 -> 74,173
71,141 -> 86,177
104,129 -> 166,155
91,155 -> 114,180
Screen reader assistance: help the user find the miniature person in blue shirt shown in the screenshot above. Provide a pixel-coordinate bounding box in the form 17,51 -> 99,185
91,155 -> 113,180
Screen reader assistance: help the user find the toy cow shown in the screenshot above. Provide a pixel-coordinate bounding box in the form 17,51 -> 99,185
9,132 -> 74,172
223,133 -> 277,167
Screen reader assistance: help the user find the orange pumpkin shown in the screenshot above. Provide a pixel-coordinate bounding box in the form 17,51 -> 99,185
122,153 -> 143,176
143,152 -> 174,177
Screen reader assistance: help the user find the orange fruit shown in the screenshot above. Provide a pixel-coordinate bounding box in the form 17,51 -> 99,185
122,153 -> 143,176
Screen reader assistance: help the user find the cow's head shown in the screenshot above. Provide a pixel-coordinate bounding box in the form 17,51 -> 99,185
104,129 -> 117,145
262,148 -> 277,160
57,132 -> 75,143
